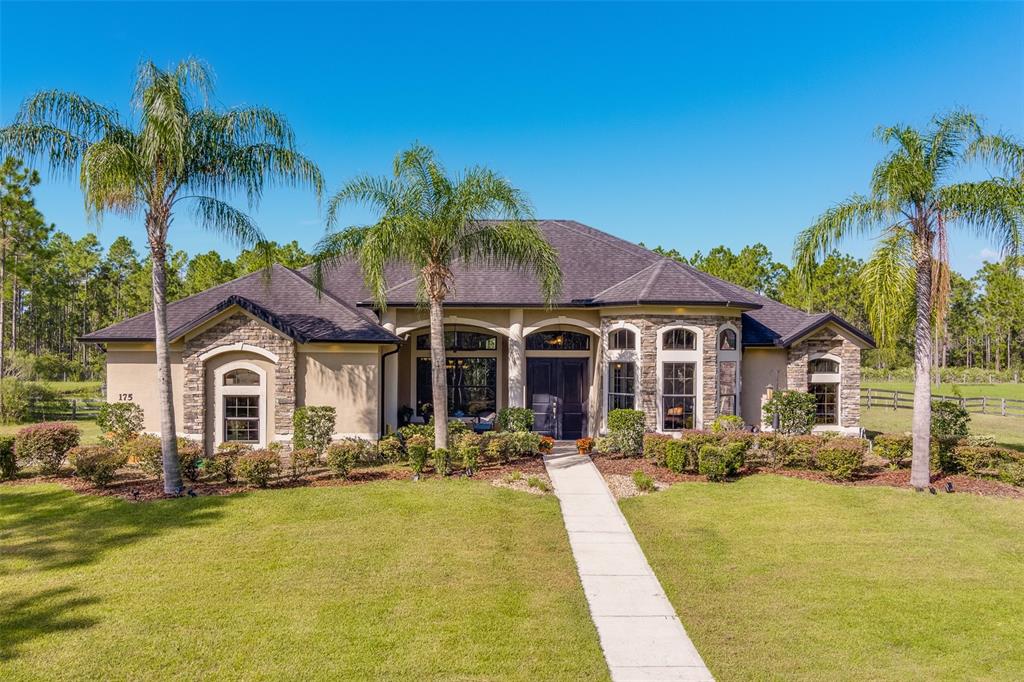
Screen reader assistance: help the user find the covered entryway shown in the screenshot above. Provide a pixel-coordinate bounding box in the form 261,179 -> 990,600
527,357 -> 589,440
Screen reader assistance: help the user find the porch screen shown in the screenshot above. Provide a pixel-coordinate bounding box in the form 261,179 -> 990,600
416,357 -> 497,417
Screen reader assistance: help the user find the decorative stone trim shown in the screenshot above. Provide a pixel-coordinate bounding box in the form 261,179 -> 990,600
787,328 -> 861,428
181,311 -> 297,442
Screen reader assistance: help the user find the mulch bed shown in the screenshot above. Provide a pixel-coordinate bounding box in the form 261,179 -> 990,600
591,453 -> 1024,500
4,454 -> 550,502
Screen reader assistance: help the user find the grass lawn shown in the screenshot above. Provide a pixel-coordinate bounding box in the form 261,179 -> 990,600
861,406 -> 1024,450
621,475 -> 1024,681
0,420 -> 103,443
1,481 -> 608,680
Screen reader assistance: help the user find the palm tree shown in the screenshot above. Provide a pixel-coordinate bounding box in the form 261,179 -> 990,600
313,144 -> 562,450
0,59 -> 323,493
794,111 -> 1022,490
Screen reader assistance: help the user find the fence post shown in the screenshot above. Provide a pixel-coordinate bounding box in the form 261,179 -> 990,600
867,388 -> 873,409
893,392 -> 898,410
72,399 -> 78,420
1003,398 -> 1007,417
981,396 -> 986,415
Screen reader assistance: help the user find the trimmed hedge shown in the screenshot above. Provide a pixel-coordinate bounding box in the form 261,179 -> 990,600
236,449 -> 280,487
643,433 -> 673,466
496,407 -> 534,432
873,433 -> 912,469
607,409 -> 645,456
406,434 -> 431,476
69,445 -> 127,487
15,422 -> 81,475
814,439 -> 866,480
698,444 -> 742,481
326,441 -> 360,478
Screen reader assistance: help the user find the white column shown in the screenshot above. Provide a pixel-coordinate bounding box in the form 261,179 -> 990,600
588,334 -> 603,436
381,309 -> 399,434
508,308 -> 525,408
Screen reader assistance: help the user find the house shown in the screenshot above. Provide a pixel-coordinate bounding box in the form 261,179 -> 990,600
82,220 -> 874,449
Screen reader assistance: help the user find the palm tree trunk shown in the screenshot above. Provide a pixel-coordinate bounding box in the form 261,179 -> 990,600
910,252 -> 932,489
428,297 -> 448,450
149,223 -> 183,494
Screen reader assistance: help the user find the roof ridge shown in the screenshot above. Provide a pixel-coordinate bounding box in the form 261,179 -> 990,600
588,262 -> 660,301
548,219 -> 660,263
637,259 -> 667,301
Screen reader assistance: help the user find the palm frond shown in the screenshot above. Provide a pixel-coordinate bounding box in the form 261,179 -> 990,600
793,195 -> 896,282
80,138 -> 143,220
926,110 -> 980,178
0,123 -> 89,177
939,179 -> 1024,256
861,227 -> 915,349
967,134 -> 1024,180
186,195 -> 267,251
16,89 -> 119,138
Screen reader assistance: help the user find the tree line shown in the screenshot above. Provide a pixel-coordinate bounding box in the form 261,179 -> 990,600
2,154 -> 1022,383
1,157 -> 314,381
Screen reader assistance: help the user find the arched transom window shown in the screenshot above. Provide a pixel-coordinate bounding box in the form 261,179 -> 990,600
718,328 -> 737,351
662,328 -> 696,350
223,368 -> 260,386
526,330 -> 590,351
607,328 -> 635,350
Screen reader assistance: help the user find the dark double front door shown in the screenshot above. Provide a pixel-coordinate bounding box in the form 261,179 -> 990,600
527,358 -> 588,440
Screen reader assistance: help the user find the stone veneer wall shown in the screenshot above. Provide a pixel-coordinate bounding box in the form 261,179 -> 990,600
602,314 -> 738,431
786,329 -> 861,428
182,312 -> 296,439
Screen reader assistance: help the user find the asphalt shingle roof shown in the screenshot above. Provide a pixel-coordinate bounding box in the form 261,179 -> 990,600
83,220 -> 872,348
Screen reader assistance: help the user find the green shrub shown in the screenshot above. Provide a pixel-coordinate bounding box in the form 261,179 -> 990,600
406,434 -> 431,476
377,435 -> 404,463
292,406 -> 336,459
720,432 -> 754,460
931,400 -> 970,438
288,447 -> 319,480
68,445 -> 127,487
754,432 -> 792,469
787,434 -> 827,467
632,469 -> 656,493
176,438 -> 204,482
15,422 -> 81,475
0,435 -> 16,480
96,402 -> 145,446
643,433 -> 672,465
930,436 -> 961,474
873,433 -> 912,470
455,433 -> 483,473
236,449 -> 280,487
207,442 -> 249,483
710,415 -> 745,433
698,445 -> 731,481
326,441 -> 359,479
951,445 -> 1021,477
962,434 -> 996,447
670,430 -> 719,471
508,431 -> 542,457
594,434 -> 620,454
484,432 -> 513,464
496,407 -> 534,432
432,447 -> 451,476
663,440 -> 690,473
997,461 -> 1024,487
762,390 -> 817,435
814,439 -> 866,481
398,418 -> 469,443
607,409 -> 645,456
123,434 -> 163,477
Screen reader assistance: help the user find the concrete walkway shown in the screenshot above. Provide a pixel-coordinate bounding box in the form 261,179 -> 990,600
544,446 -> 714,682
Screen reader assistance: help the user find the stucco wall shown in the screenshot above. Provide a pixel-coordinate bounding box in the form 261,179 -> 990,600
740,348 -> 788,429
202,350 -> 278,452
105,345 -> 185,434
298,350 -> 379,438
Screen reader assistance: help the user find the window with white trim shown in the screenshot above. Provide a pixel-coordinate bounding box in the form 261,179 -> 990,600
658,326 -> 701,430
716,324 -> 741,417
605,325 -> 638,415
224,395 -> 260,442
808,354 -> 841,425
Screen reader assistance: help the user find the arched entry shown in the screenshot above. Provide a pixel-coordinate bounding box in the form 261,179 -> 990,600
525,328 -> 592,440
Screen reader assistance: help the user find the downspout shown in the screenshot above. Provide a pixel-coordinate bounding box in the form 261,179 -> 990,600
379,340 -> 404,438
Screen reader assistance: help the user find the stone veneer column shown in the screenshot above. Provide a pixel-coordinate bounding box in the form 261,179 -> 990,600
181,312 -> 297,442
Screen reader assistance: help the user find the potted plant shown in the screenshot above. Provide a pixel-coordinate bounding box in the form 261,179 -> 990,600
539,436 -> 555,454
576,437 -> 594,455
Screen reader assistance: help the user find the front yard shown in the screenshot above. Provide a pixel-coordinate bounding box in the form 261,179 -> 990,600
621,475 -> 1024,680
1,481 -> 608,680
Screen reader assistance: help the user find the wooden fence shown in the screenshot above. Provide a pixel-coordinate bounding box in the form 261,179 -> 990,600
26,398 -> 105,422
861,387 -> 1024,418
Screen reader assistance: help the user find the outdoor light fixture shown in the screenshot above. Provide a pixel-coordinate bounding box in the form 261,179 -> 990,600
945,482 -> 955,493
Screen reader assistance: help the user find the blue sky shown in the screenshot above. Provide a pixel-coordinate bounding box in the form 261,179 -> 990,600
2,1 -> 1021,275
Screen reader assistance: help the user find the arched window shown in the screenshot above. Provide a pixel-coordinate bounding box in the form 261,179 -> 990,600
662,328 -> 696,350
526,330 -> 590,351
223,368 -> 260,386
607,328 -> 635,350
416,329 -> 496,351
808,355 -> 841,425
809,358 -> 839,374
718,328 -> 737,351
